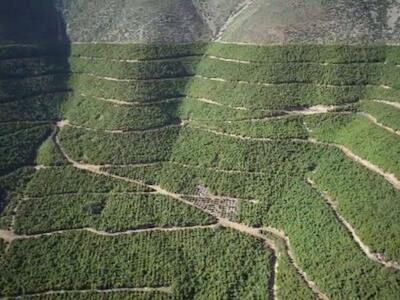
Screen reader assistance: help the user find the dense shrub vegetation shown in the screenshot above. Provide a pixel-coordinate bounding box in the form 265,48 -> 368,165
58,126 -> 181,165
195,57 -> 400,86
310,149 -> 400,261
69,74 -> 188,103
0,229 -> 272,299
0,167 -> 35,228
0,92 -> 68,122
24,167 -> 148,197
186,77 -> 364,110
25,291 -> 173,300
0,56 -> 69,79
306,114 -> 400,177
205,43 -> 395,63
1,42 -> 400,299
0,239 -> 5,258
63,95 -> 182,131
0,74 -> 70,102
16,193 -> 216,234
360,100 -> 400,131
70,43 -> 207,60
189,116 -> 309,139
70,56 -> 199,80
35,134 -> 66,166
262,232 -> 317,300
0,123 -> 52,174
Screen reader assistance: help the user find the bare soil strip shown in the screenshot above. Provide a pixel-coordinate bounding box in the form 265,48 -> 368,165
207,55 -> 251,64
81,93 -> 184,106
373,100 -> 400,110
0,287 -> 172,300
307,178 -> 400,270
83,73 -> 193,82
360,112 -> 400,136
76,55 -> 200,63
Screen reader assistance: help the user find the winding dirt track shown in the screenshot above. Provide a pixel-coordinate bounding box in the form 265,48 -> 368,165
360,112 -> 400,136
307,178 -> 400,270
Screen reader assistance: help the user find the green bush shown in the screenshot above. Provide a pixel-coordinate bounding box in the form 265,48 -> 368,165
0,229 -> 271,299
0,123 -> 52,172
70,56 -> 199,80
69,74 -> 188,102
306,114 -> 400,178
15,193 -> 216,234
70,43 -> 207,60
360,100 -> 400,131
58,126 -> 181,165
24,167 -> 148,198
310,149 -> 400,261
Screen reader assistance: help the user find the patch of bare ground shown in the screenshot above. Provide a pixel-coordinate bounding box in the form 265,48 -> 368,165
307,178 -> 400,270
